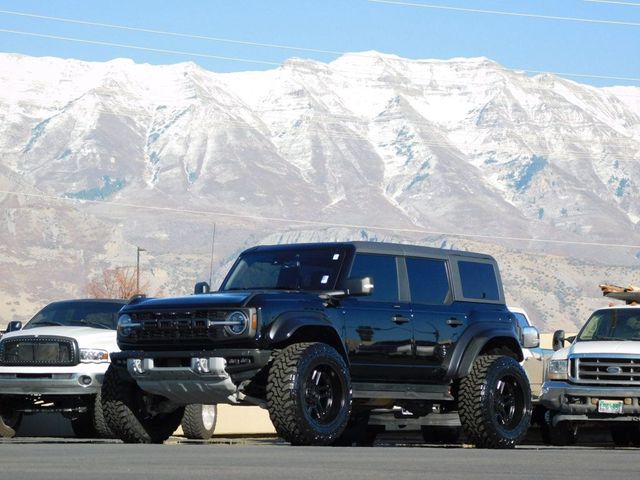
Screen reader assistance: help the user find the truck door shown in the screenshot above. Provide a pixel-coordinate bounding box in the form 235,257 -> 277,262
406,256 -> 466,381
341,253 -> 414,382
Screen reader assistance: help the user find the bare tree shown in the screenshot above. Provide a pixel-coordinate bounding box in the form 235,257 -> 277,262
87,266 -> 149,299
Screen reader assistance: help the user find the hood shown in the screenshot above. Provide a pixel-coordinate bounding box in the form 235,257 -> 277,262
121,290 -> 323,312
552,341 -> 640,360
1,326 -> 118,351
123,292 -> 254,312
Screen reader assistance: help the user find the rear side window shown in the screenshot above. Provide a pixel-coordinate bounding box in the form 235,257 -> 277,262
406,257 -> 450,305
349,254 -> 398,302
458,261 -> 499,301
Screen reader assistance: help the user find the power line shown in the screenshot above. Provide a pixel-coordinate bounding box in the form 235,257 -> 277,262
584,0 -> 640,6
0,11 -> 639,84
0,28 -> 281,66
1,188 -> 640,250
367,0 -> 640,27
0,9 -> 347,57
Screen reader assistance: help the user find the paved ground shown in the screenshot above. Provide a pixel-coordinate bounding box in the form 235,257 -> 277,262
0,436 -> 638,480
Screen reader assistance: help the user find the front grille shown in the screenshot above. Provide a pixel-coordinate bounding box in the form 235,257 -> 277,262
0,336 -> 79,366
129,310 -> 228,343
571,356 -> 640,385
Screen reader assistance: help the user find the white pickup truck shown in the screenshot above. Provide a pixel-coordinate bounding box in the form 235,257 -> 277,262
0,299 -> 216,439
541,287 -> 640,446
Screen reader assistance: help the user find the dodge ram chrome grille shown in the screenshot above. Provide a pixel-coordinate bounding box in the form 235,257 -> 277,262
571,356 -> 640,385
0,336 -> 79,366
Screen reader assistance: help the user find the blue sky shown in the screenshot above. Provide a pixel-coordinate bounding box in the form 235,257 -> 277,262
0,0 -> 638,87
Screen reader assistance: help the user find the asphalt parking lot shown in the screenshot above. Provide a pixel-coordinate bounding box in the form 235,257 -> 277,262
1,432 -> 639,480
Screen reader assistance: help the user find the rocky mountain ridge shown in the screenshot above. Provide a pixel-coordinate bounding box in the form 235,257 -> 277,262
1,52 -> 639,330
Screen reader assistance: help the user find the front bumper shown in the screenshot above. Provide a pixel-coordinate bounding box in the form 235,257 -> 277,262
541,380 -> 640,424
111,349 -> 271,405
0,365 -> 107,396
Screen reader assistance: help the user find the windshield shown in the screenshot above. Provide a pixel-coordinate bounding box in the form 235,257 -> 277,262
577,309 -> 640,341
24,301 -> 125,330
222,247 -> 347,292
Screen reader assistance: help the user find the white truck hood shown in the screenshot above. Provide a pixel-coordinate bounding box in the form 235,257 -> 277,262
552,341 -> 640,360
1,326 -> 118,352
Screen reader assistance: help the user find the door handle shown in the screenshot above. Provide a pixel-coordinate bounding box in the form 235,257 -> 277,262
446,317 -> 463,327
392,315 -> 409,325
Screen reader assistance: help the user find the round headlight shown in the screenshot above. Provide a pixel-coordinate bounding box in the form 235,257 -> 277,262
117,314 -> 134,337
225,311 -> 248,335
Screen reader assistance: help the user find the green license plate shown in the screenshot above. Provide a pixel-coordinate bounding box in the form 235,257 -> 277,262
598,399 -> 624,414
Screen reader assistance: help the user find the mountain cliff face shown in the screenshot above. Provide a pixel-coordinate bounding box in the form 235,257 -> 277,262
1,52 -> 639,330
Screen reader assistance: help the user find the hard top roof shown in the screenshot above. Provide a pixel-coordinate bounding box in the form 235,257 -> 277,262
243,241 -> 495,261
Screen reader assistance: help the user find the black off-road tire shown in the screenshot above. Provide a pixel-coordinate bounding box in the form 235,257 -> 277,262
181,404 -> 217,440
101,364 -> 184,444
70,392 -> 113,438
93,390 -> 114,438
0,410 -> 21,438
459,355 -> 532,448
266,342 -> 352,446
0,397 -> 22,436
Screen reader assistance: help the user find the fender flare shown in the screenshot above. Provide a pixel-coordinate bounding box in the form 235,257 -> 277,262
267,312 -> 347,359
445,322 -> 524,380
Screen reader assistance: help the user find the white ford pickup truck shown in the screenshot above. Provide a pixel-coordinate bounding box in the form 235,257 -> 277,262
541,288 -> 640,446
0,299 -> 216,439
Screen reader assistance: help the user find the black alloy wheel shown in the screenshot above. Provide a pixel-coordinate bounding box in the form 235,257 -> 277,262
459,355 -> 532,448
267,342 -> 352,445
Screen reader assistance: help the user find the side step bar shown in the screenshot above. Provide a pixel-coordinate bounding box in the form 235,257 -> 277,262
352,382 -> 453,401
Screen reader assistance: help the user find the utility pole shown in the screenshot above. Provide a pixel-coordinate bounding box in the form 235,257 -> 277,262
208,224 -> 216,286
136,246 -> 146,294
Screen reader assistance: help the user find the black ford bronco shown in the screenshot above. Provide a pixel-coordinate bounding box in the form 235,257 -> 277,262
102,242 -> 535,447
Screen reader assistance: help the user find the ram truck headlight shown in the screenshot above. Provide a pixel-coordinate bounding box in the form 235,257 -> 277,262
547,359 -> 569,380
224,311 -> 248,335
80,348 -> 109,363
117,314 -> 139,337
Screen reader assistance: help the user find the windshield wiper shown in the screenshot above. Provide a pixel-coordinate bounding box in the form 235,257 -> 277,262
591,335 -> 627,341
28,320 -> 64,327
83,323 -> 112,330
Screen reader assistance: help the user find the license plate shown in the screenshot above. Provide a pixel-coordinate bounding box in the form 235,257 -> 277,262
598,399 -> 624,414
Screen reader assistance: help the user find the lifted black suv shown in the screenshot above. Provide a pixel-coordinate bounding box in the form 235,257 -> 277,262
102,242 -> 533,447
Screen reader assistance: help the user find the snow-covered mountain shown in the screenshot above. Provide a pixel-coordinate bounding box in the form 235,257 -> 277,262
1,51 -> 639,331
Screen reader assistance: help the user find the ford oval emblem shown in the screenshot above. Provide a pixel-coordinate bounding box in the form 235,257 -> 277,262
607,366 -> 622,374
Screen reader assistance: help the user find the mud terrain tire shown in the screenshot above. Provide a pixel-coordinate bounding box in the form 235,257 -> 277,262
181,404 -> 217,440
101,364 -> 184,444
267,342 -> 352,445
459,355 -> 531,448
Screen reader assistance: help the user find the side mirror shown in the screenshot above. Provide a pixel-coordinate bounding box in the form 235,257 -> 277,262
194,281 -> 211,295
345,277 -> 374,296
552,330 -> 566,351
521,326 -> 540,349
6,321 -> 22,333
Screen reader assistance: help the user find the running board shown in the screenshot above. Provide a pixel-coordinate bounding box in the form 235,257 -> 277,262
352,383 -> 453,401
